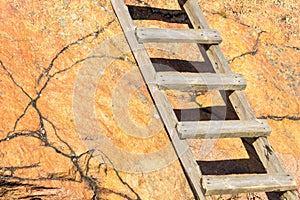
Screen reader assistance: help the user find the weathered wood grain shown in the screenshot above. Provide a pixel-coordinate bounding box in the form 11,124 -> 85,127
156,72 -> 246,91
136,27 -> 222,44
177,120 -> 271,139
202,173 -> 297,195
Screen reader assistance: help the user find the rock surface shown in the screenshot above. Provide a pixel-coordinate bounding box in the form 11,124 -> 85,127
0,0 -> 299,199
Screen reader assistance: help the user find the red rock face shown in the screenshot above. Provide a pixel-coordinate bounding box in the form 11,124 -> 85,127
0,0 -> 299,199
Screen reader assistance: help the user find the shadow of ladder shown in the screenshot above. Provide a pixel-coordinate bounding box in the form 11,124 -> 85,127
110,0 -> 298,199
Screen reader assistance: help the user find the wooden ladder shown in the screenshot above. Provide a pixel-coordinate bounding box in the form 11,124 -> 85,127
110,0 -> 298,199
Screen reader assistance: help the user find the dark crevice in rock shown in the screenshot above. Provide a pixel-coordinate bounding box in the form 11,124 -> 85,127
0,179 -> 60,198
102,154 -> 141,200
37,19 -> 116,84
0,174 -> 78,183
258,115 -> 300,121
0,180 -> 36,188
266,43 -> 300,51
228,30 -> 266,64
19,194 -> 56,199
12,102 -> 32,132
0,163 -> 40,176
1,14 -> 144,200
101,188 -> 139,200
0,60 -> 33,100
210,6 -> 255,29
0,131 -> 37,143
30,186 -> 60,190
84,150 -> 95,177
42,117 -> 76,156
285,46 -> 300,51
211,5 -> 300,55
71,153 -> 101,200
113,169 -> 141,200
0,19 -> 130,199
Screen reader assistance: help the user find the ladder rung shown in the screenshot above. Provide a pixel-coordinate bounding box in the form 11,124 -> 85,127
156,72 -> 246,91
136,27 -> 222,44
202,173 -> 297,195
177,120 -> 270,139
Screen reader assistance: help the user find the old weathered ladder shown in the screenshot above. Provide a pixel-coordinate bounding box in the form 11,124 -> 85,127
110,0 -> 298,199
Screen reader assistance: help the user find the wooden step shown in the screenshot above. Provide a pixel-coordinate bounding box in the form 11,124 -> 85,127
177,120 -> 270,139
201,173 -> 297,195
156,72 -> 246,91
136,27 -> 222,44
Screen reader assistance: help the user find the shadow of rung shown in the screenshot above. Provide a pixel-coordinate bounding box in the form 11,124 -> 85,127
197,159 -> 266,175
174,107 -> 239,121
127,5 -> 190,24
151,58 -> 215,73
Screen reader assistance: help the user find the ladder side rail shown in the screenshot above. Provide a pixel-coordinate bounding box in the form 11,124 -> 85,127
179,0 -> 299,199
110,0 -> 208,199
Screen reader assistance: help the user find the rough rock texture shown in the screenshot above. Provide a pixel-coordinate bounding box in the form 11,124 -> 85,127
0,0 -> 299,199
